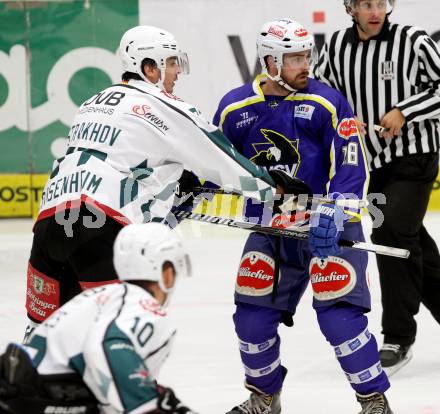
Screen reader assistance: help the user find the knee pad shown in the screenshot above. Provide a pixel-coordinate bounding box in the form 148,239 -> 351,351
316,303 -> 367,346
233,303 -> 281,362
233,302 -> 281,343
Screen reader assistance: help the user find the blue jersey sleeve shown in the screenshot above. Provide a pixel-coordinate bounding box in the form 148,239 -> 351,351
326,96 -> 369,205
213,94 -> 243,152
213,105 -> 221,127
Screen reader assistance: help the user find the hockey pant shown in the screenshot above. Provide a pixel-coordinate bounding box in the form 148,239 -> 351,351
26,204 -> 122,323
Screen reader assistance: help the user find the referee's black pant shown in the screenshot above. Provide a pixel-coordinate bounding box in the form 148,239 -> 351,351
369,152 -> 440,346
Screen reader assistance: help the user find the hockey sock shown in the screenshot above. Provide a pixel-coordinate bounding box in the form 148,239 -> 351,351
316,303 -> 390,395
233,302 -> 285,395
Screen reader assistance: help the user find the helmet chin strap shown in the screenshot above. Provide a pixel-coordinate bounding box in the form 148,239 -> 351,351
158,67 -> 167,92
158,276 -> 175,308
266,66 -> 297,93
137,67 -> 166,91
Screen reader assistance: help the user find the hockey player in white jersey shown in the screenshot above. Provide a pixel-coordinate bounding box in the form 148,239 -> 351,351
0,223 -> 197,414
24,25 -> 300,337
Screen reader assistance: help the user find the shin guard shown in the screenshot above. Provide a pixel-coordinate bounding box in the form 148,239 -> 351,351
316,304 -> 390,395
233,302 -> 285,395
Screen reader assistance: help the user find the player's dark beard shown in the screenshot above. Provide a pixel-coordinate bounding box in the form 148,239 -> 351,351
291,72 -> 309,90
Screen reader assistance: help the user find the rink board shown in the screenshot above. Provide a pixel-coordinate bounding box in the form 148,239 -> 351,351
0,174 -> 245,218
0,172 -> 438,218
0,174 -> 47,217
1,0 -> 440,217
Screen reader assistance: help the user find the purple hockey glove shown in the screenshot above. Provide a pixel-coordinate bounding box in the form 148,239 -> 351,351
309,202 -> 348,259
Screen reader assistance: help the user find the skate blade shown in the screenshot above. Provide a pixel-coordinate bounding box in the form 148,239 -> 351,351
383,348 -> 413,377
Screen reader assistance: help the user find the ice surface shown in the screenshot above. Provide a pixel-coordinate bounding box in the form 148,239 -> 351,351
1,215 -> 439,413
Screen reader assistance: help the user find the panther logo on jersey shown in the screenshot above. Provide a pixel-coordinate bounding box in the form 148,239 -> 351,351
250,129 -> 300,177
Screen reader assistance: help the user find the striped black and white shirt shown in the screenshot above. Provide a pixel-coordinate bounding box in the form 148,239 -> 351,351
313,20 -> 440,170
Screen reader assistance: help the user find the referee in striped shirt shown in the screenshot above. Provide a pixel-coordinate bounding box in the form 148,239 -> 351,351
314,0 -> 440,376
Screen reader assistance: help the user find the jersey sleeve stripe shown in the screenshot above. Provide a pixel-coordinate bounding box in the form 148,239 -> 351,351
218,74 -> 266,129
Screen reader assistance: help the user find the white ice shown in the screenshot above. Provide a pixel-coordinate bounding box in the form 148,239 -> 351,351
1,215 -> 439,413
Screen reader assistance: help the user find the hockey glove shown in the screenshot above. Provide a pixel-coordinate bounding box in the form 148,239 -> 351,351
309,202 -> 348,259
174,170 -> 201,208
171,170 -> 207,226
153,385 -> 198,414
268,170 -> 312,214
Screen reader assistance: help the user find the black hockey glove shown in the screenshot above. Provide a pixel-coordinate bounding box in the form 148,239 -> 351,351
152,385 -> 198,414
268,170 -> 312,214
171,171 -> 216,226
170,170 -> 202,226
173,170 -> 202,214
176,170 -> 201,198
0,344 -> 99,414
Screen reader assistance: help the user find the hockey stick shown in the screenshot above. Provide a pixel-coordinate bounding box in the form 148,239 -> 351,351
192,186 -> 368,209
173,208 -> 410,259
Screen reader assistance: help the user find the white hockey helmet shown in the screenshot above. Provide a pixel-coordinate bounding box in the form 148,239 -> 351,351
343,0 -> 395,15
113,223 -> 191,294
257,18 -> 316,92
118,25 -> 190,87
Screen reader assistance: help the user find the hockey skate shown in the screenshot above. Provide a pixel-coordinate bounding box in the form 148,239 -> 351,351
356,392 -> 393,414
226,382 -> 281,414
379,343 -> 413,376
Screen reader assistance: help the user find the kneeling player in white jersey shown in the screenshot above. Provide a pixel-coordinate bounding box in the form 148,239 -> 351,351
0,223 -> 197,414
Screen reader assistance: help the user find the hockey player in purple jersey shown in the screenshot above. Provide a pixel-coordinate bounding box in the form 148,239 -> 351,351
213,19 -> 393,414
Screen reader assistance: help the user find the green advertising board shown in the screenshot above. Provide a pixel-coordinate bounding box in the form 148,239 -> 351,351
0,0 -> 138,216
